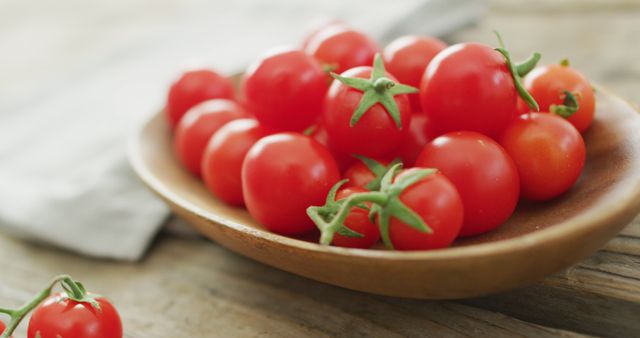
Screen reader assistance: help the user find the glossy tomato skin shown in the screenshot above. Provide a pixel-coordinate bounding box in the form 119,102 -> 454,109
331,187 -> 380,248
501,113 -> 585,201
242,133 -> 340,235
389,169 -> 464,250
383,36 -> 447,111
304,26 -> 379,74
309,125 -> 355,172
420,43 -> 517,138
242,49 -> 327,131
174,99 -> 246,177
416,132 -> 520,237
202,119 -> 271,206
27,293 -> 122,338
301,19 -> 346,49
343,158 -> 391,189
324,67 -> 411,158
166,69 -> 235,128
397,114 -> 433,166
523,64 -> 595,133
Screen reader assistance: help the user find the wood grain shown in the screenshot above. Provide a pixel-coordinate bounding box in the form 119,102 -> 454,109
0,231 -> 587,338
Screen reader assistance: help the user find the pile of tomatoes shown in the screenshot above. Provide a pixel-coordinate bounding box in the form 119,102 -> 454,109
166,21 -> 595,251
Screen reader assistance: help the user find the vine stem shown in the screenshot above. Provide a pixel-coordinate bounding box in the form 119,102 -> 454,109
0,274 -> 81,338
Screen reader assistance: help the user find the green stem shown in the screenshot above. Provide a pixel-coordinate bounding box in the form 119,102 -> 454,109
516,52 -> 541,77
317,191 -> 389,245
0,275 -> 74,338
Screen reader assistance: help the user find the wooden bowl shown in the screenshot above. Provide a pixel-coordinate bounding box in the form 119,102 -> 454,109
129,88 -> 640,299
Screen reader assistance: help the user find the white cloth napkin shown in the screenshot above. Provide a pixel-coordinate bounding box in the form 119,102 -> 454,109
0,0 -> 486,260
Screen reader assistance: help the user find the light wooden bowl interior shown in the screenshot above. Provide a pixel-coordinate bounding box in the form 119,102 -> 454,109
129,88 -> 640,299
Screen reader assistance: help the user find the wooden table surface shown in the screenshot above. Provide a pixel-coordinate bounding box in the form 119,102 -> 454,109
1,1 -> 639,337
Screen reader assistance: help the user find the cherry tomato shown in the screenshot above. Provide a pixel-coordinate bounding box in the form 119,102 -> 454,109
397,114 -> 433,166
331,187 -> 380,248
324,67 -> 411,158
202,119 -> 271,206
343,158 -> 393,190
420,43 -> 519,138
27,293 -> 122,338
416,131 -> 520,236
383,35 -> 447,111
309,125 -> 355,172
304,26 -> 379,74
523,62 -> 595,133
242,133 -> 340,235
166,69 -> 235,128
174,99 -> 246,177
0,321 -> 7,337
501,113 -> 585,201
389,169 -> 464,250
301,19 -> 346,50
242,48 -> 327,131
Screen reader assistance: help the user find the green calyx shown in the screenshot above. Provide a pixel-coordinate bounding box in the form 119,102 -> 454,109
0,275 -> 101,338
354,155 -> 402,191
550,90 -> 580,118
307,163 -> 435,248
330,53 -> 417,129
493,31 -> 541,112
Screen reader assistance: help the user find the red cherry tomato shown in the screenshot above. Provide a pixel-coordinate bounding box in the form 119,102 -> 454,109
0,321 -> 7,337
397,114 -> 433,166
389,169 -> 464,250
202,119 -> 271,206
242,133 -> 340,235
174,99 -> 246,177
416,131 -> 520,236
324,67 -> 411,158
343,158 -> 393,189
523,63 -> 595,133
301,19 -> 346,49
242,49 -> 327,131
331,187 -> 380,248
304,26 -> 379,74
383,36 -> 447,111
501,113 -> 585,201
27,293 -> 122,338
420,43 -> 518,138
309,125 -> 355,172
166,69 -> 235,128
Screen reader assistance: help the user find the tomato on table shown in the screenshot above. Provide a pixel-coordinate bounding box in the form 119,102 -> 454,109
242,48 -> 328,131
174,99 -> 246,177
501,113 -> 585,201
419,41 -> 540,138
242,133 -> 340,235
202,119 -> 271,206
27,293 -> 122,338
331,186 -> 380,249
523,60 -> 595,133
323,54 -> 415,158
304,25 -> 379,74
388,169 -> 464,250
166,69 -> 235,128
416,131 -> 520,237
383,35 -> 447,111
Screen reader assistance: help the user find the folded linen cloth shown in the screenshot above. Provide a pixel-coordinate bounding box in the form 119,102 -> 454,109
0,0 -> 486,260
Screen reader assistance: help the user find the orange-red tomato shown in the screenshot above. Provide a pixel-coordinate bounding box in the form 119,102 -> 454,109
523,63 -> 595,133
304,26 -> 379,74
501,113 -> 585,201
